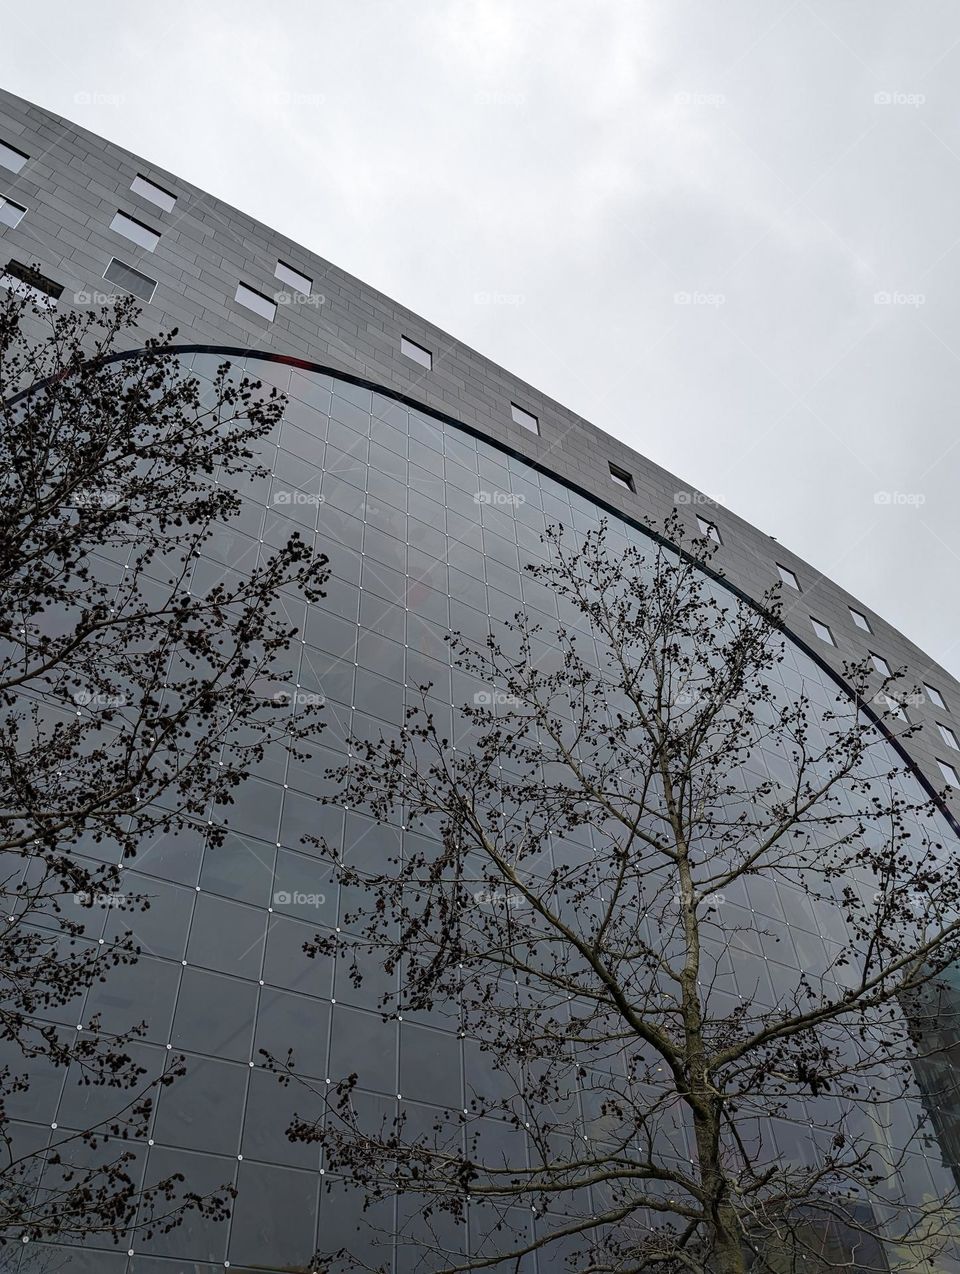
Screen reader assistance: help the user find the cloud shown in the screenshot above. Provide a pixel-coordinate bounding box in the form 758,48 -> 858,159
4,0 -> 958,675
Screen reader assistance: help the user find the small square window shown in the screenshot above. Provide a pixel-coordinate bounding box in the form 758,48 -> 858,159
776,564 -> 800,591
938,759 -> 959,788
130,173 -> 176,213
109,210 -> 160,252
235,282 -> 277,322
608,463 -> 634,492
870,653 -> 891,677
1,259 -> 62,308
510,403 -> 539,435
697,517 -> 721,544
0,140 -> 28,174
103,256 -> 157,302
401,335 -> 432,369
811,618 -> 835,646
938,723 -> 959,751
926,684 -> 947,711
0,197 -> 26,229
849,607 -> 871,633
275,260 -> 312,295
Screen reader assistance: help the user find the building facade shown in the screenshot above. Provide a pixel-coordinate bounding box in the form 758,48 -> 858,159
2,88 -> 960,1271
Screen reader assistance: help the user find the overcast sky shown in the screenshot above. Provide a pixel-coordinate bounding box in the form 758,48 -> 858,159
5,1 -> 960,675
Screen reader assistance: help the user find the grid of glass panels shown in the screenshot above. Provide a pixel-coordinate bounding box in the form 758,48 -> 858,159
20,356 -> 960,1272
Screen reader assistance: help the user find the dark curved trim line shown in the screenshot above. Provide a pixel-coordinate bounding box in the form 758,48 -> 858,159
12,341 -> 960,840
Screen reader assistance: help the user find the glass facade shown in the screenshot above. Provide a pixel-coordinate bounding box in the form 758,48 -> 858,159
17,353 -> 960,1272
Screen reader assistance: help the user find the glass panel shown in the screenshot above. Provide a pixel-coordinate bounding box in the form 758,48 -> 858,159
926,683 -> 947,710
275,259 -> 312,294
84,952 -> 179,1041
400,335 -> 432,369
399,1023 -> 462,1109
171,968 -> 258,1061
130,172 -> 176,211
103,255 -> 156,301
254,988 -> 330,1079
0,138 -> 28,172
138,1146 -> 235,1261
241,1065 -> 323,1168
199,832 -> 276,906
328,1005 -> 397,1095
153,1057 -> 247,1155
235,281 -> 277,321
263,913 -> 334,998
187,893 -> 266,979
109,209 -> 160,251
102,873 -> 193,960
510,403 -> 539,434
0,196 -> 26,227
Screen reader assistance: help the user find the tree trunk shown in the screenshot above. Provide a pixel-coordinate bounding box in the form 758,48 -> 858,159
692,1106 -> 748,1274
710,1201 -> 749,1274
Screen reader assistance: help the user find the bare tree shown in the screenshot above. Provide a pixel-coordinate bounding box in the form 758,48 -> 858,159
273,514 -> 960,1273
0,287 -> 327,1251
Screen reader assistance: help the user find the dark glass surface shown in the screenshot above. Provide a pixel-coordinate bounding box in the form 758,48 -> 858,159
16,354 -> 960,1271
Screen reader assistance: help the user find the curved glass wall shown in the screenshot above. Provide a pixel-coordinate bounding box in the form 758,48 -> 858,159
19,353 -> 960,1273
